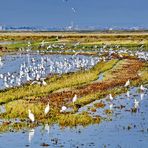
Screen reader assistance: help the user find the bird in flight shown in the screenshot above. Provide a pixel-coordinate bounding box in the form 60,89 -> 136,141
63,0 -> 68,2
72,7 -> 76,13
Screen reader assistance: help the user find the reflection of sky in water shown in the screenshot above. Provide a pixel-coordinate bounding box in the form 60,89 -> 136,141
0,87 -> 147,148
0,53 -> 98,74
0,105 -> 6,114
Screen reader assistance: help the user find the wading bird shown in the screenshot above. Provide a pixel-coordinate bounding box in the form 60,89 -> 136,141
0,57 -> 3,67
72,94 -> 77,103
140,85 -> 146,91
126,91 -> 130,98
41,78 -> 47,86
124,79 -> 130,87
60,106 -> 67,112
28,109 -> 35,122
44,103 -> 50,115
109,94 -> 113,101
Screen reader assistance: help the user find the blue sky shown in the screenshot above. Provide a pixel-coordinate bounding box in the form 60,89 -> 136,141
0,0 -> 148,28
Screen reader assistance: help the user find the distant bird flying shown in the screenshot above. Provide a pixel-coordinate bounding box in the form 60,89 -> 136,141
72,7 -> 76,13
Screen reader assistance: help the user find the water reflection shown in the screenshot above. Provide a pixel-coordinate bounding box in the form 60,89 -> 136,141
0,105 -> 6,114
0,87 -> 147,148
140,93 -> 144,100
44,124 -> 50,134
126,91 -> 130,98
28,128 -> 35,143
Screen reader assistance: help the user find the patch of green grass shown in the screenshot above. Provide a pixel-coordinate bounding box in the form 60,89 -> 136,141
3,100 -> 44,119
0,98 -> 101,132
1,32 -> 148,52
57,113 -> 100,127
0,122 -> 29,133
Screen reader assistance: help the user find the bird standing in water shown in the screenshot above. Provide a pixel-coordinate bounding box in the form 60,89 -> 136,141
109,94 -> 113,101
140,85 -> 146,91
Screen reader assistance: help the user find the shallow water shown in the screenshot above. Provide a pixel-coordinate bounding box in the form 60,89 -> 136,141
0,87 -> 147,148
0,105 -> 6,114
0,53 -> 99,90
0,41 -> 19,45
98,73 -> 104,81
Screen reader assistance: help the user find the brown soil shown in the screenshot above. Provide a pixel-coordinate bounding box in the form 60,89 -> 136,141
40,59 -> 143,108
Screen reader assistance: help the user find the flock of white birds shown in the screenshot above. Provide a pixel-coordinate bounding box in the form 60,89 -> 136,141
0,42 -> 147,90
0,41 -> 148,123
0,50 -> 99,90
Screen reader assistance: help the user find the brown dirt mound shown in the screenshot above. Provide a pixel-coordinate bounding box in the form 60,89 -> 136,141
40,59 -> 143,108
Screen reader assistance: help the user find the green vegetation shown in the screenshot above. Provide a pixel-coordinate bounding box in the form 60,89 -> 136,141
0,32 -> 148,52
0,59 -> 118,104
0,32 -> 147,133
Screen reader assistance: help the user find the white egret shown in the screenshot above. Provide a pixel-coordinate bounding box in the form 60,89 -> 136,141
0,74 -> 3,79
41,78 -> 47,86
124,79 -> 130,87
44,103 -> 50,115
40,40 -> 45,47
126,91 -> 130,98
140,85 -> 146,91
109,94 -> 113,101
4,81 -> 9,88
60,106 -> 67,112
28,41 -> 31,47
31,81 -> 41,85
28,109 -> 35,122
72,94 -> 77,103
0,57 -> 3,67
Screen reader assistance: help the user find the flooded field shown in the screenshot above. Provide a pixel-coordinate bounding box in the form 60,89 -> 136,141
0,87 -> 147,148
0,52 -> 99,90
1,0 -> 148,145
0,33 -> 148,148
